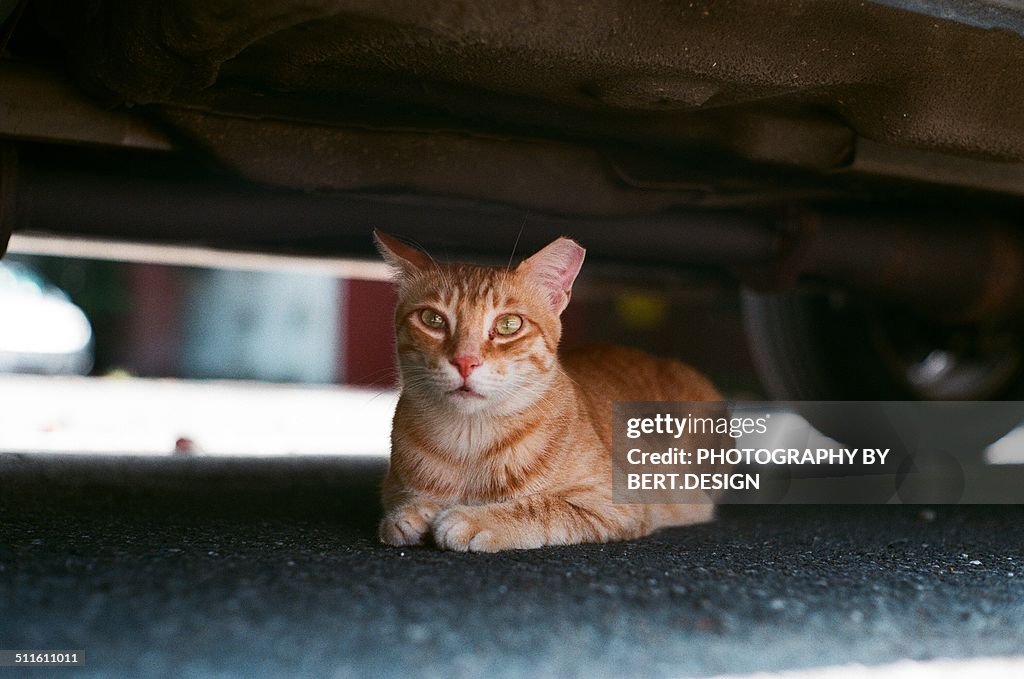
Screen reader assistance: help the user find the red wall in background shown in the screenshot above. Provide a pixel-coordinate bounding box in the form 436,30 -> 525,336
122,264 -> 183,376
342,279 -> 397,388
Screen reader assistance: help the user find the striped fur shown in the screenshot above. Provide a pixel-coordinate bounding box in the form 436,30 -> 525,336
375,231 -> 722,552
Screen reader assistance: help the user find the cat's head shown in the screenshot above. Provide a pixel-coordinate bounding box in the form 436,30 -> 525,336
375,231 -> 584,416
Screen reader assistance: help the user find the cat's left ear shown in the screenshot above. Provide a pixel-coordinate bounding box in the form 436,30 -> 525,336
518,237 -> 586,314
373,230 -> 433,276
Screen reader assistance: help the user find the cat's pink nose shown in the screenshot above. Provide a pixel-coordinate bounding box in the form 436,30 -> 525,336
450,355 -> 482,379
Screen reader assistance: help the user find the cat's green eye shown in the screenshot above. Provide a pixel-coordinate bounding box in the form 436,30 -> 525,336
495,314 -> 523,336
419,309 -> 446,329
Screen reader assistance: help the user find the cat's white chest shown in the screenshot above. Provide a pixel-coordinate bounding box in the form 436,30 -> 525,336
438,416 -> 504,458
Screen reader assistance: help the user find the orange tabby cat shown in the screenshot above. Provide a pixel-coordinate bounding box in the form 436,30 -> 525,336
375,230 -> 722,552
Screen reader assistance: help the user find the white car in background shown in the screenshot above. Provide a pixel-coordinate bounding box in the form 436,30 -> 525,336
0,261 -> 94,375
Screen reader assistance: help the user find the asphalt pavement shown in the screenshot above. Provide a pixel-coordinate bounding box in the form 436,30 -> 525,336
2,453 -> 1023,678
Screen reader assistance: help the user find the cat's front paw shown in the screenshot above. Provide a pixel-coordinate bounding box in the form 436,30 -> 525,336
432,506 -> 504,552
379,500 -> 441,546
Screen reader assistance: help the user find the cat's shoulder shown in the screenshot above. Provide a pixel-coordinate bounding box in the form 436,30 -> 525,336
561,344 -> 721,402
561,344 -> 657,370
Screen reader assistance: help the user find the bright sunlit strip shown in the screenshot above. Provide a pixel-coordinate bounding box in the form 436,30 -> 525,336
985,425 -> 1024,464
0,375 -> 396,456
7,233 -> 392,280
706,655 -> 1024,679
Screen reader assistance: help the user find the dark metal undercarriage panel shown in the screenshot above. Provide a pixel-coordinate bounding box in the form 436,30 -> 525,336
1,0 -> 1018,217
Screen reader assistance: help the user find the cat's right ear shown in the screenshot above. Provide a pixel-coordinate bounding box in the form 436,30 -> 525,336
373,230 -> 433,276
518,236 -> 586,315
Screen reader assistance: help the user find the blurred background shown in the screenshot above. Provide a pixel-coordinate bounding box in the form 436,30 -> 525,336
0,245 -> 763,456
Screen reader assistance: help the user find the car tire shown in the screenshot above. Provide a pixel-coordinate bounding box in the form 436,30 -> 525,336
740,288 -> 1024,450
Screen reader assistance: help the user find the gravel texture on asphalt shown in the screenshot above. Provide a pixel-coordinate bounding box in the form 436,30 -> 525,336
2,454 -> 1023,678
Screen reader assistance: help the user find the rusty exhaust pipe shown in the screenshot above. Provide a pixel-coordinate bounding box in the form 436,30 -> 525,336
738,210 -> 1024,323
